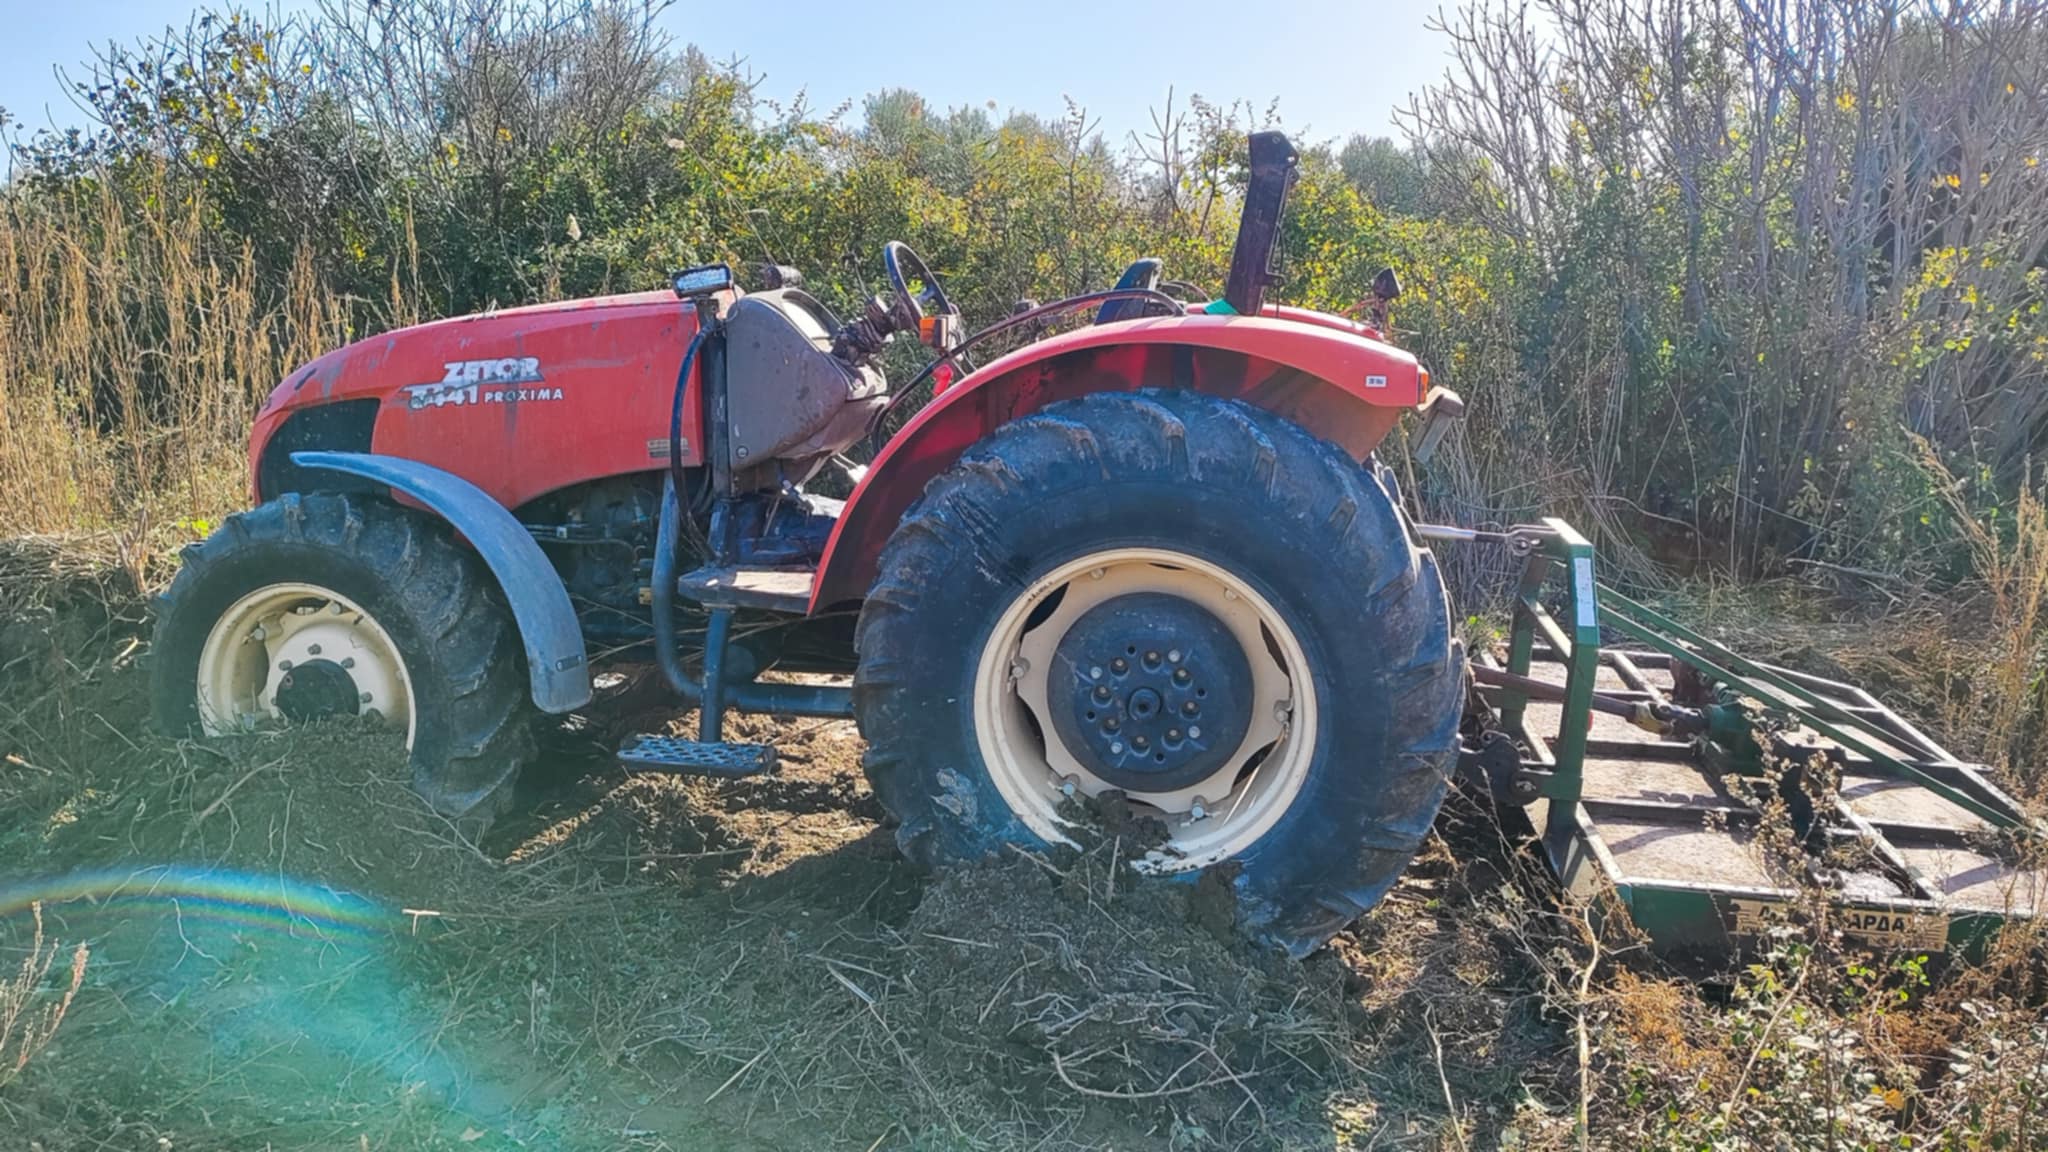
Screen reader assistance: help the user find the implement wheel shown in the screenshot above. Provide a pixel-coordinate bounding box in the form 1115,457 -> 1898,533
151,491 -> 536,830
852,390 -> 1464,954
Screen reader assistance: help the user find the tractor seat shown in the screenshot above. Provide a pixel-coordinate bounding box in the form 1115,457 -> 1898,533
1096,257 -> 1163,324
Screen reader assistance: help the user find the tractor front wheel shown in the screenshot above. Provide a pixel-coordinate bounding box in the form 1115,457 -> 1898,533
151,491 -> 536,831
852,390 -> 1464,955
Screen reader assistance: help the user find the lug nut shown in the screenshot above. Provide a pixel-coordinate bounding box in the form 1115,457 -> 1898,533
1181,700 -> 1199,716
1167,728 -> 1181,742
360,691 -> 373,704
1173,668 -> 1191,685
340,657 -> 355,669
1144,650 -> 1161,669
1093,685 -> 1111,702
278,659 -> 293,671
307,643 -> 322,656
1133,735 -> 1149,750
1111,657 -> 1128,674
1103,717 -> 1120,732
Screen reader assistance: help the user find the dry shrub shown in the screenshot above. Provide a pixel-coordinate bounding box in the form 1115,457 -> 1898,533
0,902 -> 88,1091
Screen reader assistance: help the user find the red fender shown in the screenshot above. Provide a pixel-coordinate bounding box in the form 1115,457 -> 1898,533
808,310 -> 1428,612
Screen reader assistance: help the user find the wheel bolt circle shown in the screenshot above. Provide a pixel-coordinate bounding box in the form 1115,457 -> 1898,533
1048,592 -> 1252,791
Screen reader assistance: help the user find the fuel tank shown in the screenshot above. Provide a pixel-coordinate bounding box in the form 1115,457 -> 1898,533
250,290 -> 715,511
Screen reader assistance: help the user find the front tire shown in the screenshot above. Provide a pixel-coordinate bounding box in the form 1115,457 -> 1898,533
151,491 -> 537,830
852,390 -> 1465,955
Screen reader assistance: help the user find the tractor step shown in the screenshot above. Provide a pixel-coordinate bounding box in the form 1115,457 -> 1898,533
677,565 -> 814,613
617,734 -> 778,777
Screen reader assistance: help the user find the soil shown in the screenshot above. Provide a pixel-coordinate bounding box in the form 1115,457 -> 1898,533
0,544 -> 2023,1150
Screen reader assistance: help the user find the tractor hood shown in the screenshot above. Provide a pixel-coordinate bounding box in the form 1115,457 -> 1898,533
251,288 -> 714,508
258,290 -> 683,417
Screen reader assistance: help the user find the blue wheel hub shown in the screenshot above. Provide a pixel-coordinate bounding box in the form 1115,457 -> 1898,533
1047,591 -> 1252,792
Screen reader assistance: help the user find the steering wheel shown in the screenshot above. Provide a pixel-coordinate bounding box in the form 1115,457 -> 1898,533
884,241 -> 958,330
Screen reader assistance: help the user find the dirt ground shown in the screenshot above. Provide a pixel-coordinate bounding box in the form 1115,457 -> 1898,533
0,539 -> 2042,1150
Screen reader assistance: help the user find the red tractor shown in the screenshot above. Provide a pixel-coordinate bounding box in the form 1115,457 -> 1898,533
152,132 -> 1471,954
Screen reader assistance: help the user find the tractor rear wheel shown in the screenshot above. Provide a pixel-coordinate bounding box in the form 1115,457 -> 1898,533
852,390 -> 1465,955
151,491 -> 536,831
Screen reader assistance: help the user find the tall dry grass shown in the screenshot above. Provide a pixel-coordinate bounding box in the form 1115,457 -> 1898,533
1921,440 -> 2048,788
0,165 -> 347,582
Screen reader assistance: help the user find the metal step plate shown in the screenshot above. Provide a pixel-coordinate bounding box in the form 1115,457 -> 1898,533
617,735 -> 777,777
677,566 -> 815,613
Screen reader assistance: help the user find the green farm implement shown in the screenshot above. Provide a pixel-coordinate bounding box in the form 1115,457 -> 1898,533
1433,519 -> 2041,960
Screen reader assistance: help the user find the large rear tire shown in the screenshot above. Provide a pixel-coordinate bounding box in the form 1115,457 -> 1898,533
151,491 -> 536,830
852,390 -> 1464,955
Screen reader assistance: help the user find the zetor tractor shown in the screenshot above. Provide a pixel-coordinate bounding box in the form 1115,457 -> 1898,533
155,132 -> 2044,959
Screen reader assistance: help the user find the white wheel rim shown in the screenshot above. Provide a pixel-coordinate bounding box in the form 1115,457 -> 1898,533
195,582 -> 417,746
972,548 -> 1318,871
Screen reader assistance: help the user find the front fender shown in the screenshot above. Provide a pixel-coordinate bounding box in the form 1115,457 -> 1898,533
809,311 -> 1426,612
291,450 -> 592,713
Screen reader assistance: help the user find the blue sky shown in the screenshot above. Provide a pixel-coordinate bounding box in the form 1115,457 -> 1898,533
0,0 -> 1452,152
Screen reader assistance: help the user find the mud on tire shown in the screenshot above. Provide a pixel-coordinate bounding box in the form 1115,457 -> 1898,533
151,491 -> 536,830
852,389 -> 1465,955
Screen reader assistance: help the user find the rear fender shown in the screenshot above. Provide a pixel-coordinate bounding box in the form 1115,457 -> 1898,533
291,450 -> 593,713
809,313 -> 1424,611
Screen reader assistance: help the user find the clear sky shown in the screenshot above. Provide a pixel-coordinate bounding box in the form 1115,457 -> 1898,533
0,0 -> 1452,152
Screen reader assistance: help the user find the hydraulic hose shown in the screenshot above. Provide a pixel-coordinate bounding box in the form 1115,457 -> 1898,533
655,326 -> 709,704
652,469 -> 701,705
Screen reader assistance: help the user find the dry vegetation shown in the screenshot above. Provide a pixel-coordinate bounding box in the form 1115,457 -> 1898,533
0,165 -> 346,580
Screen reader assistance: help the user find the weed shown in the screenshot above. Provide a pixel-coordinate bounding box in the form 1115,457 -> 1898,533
0,903 -> 88,1092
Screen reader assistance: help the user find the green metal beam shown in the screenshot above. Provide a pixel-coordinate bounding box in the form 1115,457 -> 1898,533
1595,586 -> 2020,830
